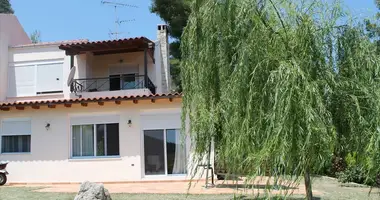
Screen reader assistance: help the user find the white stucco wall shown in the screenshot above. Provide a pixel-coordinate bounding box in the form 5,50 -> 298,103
0,99 -> 192,183
0,14 -> 31,101
0,14 -> 31,47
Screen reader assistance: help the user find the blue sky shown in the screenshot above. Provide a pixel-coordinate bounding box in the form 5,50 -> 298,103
10,0 -> 379,42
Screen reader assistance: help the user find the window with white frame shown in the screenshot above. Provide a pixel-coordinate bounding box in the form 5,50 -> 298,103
8,61 -> 64,97
1,118 -> 31,153
72,123 -> 120,157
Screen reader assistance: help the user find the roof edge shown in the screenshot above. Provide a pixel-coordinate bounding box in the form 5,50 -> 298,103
0,93 -> 182,110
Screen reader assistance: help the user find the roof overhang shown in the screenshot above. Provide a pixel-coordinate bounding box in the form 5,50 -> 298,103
59,37 -> 154,56
0,93 -> 182,111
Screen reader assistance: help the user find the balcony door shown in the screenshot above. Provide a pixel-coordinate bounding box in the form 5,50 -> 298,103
109,74 -> 136,91
109,65 -> 139,91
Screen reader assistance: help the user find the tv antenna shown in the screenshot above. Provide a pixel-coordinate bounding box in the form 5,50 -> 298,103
101,0 -> 137,39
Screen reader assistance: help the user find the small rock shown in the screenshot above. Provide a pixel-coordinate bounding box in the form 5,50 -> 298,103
74,181 -> 112,200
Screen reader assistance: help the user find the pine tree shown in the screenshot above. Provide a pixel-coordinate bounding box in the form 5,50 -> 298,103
0,0 -> 14,14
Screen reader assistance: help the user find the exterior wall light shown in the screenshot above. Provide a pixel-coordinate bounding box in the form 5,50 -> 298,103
45,123 -> 51,130
127,120 -> 132,127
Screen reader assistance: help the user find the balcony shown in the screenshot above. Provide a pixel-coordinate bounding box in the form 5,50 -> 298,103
59,37 -> 159,99
71,74 -> 156,98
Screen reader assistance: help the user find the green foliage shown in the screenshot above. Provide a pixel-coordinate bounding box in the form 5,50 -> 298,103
30,30 -> 41,44
337,152 -> 377,185
337,165 -> 368,184
150,0 -> 191,39
365,0 -> 380,52
181,0 -> 380,198
345,152 -> 357,167
0,0 -> 13,14
170,58 -> 182,91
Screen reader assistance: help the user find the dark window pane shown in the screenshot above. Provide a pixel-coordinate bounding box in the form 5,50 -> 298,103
144,130 -> 165,175
106,123 -> 119,156
166,129 -> 187,174
2,135 -> 31,153
109,75 -> 121,91
96,124 -> 105,156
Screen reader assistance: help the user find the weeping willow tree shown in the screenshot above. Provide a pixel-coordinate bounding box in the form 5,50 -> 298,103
332,25 -> 380,185
181,0 -> 380,199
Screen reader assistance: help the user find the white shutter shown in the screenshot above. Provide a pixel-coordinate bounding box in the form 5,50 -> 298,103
70,115 -> 120,125
8,65 -> 36,97
140,113 -> 181,130
109,65 -> 139,75
2,119 -> 32,136
36,63 -> 63,93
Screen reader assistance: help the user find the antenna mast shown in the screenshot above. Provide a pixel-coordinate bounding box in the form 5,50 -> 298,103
101,0 -> 137,39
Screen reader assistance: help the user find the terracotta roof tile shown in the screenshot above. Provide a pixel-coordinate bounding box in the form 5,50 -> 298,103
0,93 -> 182,109
58,37 -> 152,48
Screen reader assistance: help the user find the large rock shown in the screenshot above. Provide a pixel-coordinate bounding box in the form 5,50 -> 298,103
74,181 -> 112,200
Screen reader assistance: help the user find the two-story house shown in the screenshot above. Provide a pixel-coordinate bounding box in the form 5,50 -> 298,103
0,14 -> 188,184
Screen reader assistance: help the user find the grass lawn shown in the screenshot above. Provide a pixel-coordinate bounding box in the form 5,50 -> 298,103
0,177 -> 379,200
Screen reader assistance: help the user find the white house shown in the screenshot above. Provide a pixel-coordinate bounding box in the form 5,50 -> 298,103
0,14 -> 193,184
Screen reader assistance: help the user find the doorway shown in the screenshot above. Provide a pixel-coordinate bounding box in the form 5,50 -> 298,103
109,74 -> 136,91
143,129 -> 187,176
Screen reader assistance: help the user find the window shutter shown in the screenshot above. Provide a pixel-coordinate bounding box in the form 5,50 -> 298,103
2,119 -> 32,136
8,65 -> 36,97
70,115 -> 120,125
140,113 -> 181,129
36,63 -> 63,93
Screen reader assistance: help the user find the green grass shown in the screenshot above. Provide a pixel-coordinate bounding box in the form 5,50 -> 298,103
0,187 -> 233,200
0,177 -> 379,200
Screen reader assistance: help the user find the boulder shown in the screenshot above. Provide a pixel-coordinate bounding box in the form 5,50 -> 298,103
74,181 -> 112,200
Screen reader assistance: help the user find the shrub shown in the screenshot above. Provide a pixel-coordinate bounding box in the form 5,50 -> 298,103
337,165 -> 367,184
330,156 -> 346,176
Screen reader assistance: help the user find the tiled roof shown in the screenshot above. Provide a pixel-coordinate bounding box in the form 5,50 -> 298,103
0,93 -> 182,109
59,37 -> 153,48
12,39 -> 89,48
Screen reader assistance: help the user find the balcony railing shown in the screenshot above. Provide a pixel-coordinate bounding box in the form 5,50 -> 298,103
71,74 -> 156,94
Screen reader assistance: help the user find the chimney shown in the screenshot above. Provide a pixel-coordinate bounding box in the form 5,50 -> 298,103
157,24 -> 171,93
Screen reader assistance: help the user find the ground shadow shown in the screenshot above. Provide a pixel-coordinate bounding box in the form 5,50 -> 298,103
232,195 -> 321,200
216,184 -> 298,190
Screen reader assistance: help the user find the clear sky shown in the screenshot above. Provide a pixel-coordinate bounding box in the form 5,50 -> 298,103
10,0 -> 379,42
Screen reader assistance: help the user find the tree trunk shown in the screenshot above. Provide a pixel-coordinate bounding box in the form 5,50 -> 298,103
304,167 -> 313,200
205,141 -> 212,188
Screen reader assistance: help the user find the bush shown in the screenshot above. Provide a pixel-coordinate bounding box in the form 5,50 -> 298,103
330,156 -> 346,176
337,166 -> 367,184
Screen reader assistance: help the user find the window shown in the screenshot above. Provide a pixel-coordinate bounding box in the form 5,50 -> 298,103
1,119 -> 31,153
109,74 -> 136,91
8,61 -> 63,97
1,136 -> 31,153
121,74 -> 136,90
72,123 -> 119,157
144,129 -> 187,175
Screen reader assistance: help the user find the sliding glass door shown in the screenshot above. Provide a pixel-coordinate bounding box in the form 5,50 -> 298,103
144,130 -> 166,175
144,129 -> 187,176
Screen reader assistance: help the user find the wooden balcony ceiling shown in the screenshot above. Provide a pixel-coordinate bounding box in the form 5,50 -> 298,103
59,37 -> 154,56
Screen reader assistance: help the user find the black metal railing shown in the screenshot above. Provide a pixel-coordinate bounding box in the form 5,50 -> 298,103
72,74 -> 156,94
